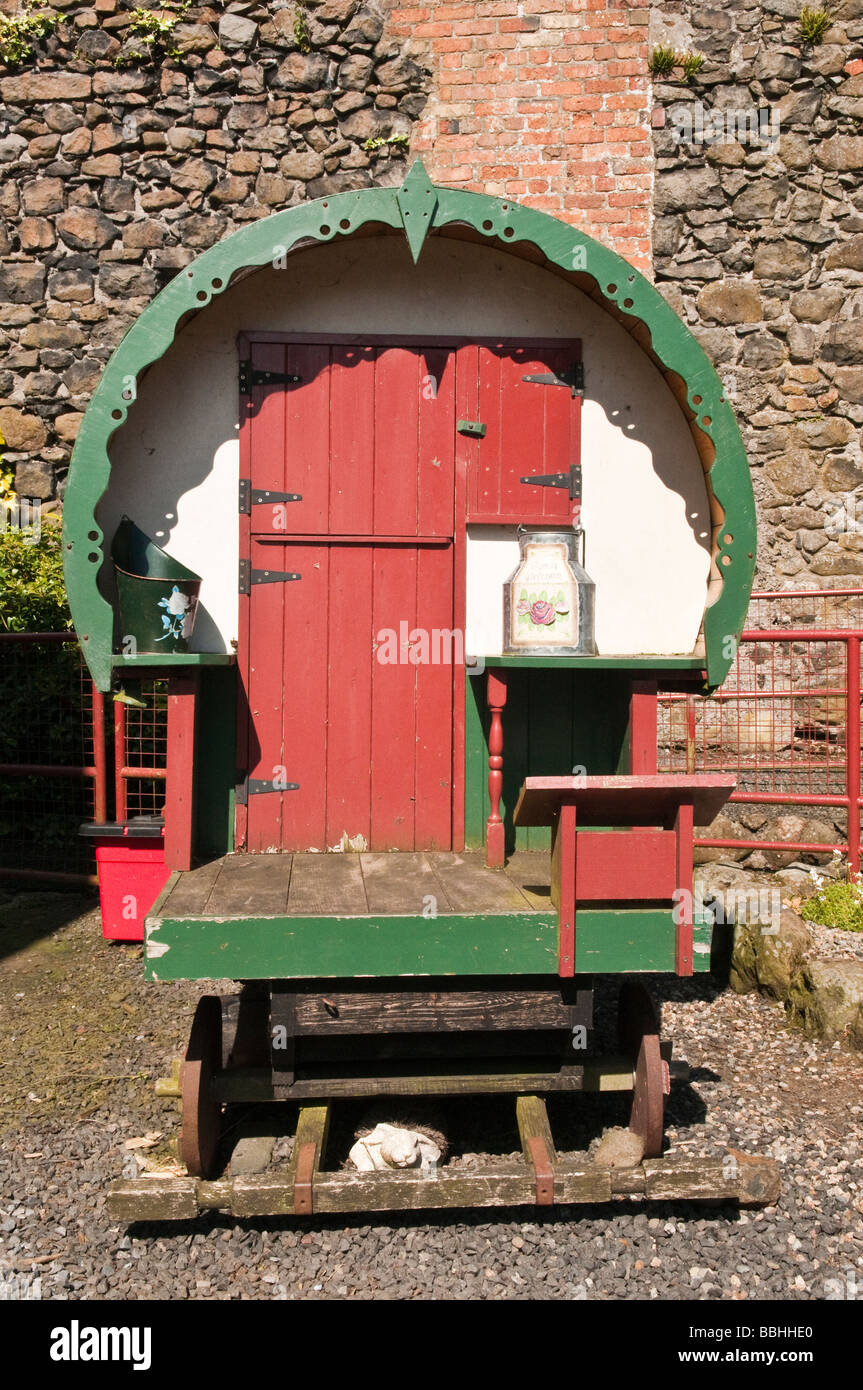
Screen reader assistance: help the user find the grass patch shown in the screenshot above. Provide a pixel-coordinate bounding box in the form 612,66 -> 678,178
649,44 -> 677,77
801,876 -> 863,933
799,6 -> 831,45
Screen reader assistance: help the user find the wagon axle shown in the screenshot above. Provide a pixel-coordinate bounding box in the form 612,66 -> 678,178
108,982 -> 781,1222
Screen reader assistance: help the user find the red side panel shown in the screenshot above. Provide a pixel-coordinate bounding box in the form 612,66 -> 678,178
414,541 -> 456,851
575,830 -> 677,901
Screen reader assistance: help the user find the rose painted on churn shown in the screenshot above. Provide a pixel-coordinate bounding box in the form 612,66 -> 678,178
529,600 -> 556,626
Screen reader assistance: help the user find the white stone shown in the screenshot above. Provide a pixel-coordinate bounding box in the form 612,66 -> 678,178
348,1122 -> 442,1172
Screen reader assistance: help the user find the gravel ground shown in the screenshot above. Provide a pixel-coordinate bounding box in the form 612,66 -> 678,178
804,922 -> 863,961
1,889 -> 862,1301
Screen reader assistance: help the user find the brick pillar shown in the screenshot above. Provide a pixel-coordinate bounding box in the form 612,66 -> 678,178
388,0 -> 653,273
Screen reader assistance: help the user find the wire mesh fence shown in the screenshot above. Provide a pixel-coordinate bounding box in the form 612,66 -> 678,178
0,635 -> 167,884
0,635 -> 100,881
658,589 -> 863,870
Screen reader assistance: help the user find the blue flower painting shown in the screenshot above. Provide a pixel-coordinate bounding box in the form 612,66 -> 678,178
155,585 -> 196,642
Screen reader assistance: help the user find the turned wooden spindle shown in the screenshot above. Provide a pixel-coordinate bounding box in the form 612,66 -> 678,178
486,670 -> 508,868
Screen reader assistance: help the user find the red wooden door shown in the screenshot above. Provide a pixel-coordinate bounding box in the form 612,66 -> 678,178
237,335 -> 582,853
239,341 -> 457,853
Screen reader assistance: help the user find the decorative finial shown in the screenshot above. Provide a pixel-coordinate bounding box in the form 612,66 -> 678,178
396,159 -> 438,263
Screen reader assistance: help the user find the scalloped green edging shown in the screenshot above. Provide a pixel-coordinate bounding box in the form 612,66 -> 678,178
63,161 -> 756,691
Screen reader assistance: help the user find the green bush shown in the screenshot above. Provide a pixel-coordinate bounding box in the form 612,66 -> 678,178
0,522 -> 72,632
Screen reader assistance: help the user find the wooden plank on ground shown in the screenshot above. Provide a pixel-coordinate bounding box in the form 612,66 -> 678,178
516,1094 -> 557,1165
360,853 -> 452,914
205,854 -> 292,917
428,851 -> 535,913
232,1164 -> 612,1217
105,1149 -> 780,1222
287,853 -> 367,915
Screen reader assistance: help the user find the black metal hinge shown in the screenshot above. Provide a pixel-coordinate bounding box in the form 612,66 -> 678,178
238,559 -> 302,595
522,362 -> 584,397
239,480 -> 302,514
235,776 -> 300,806
239,361 -> 303,395
520,461 -> 582,502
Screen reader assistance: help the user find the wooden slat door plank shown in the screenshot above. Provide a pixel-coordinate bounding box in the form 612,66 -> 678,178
284,342 -> 330,534
248,341 -> 288,528
245,535 -> 287,854
417,346 -> 456,537
373,346 -> 420,536
370,545 -> 419,850
206,854 -> 293,916
499,345 -> 544,521
540,342 -> 581,526
414,541 -> 455,851
287,851 -> 368,916
427,851 -> 536,913
279,541 -> 330,850
359,852 -> 452,914
474,344 -> 502,518
325,543 -> 374,847
329,345 -> 375,535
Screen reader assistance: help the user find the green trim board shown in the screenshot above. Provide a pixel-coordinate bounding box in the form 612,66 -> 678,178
145,905 -> 709,980
63,161 -> 755,693
482,657 -> 705,670
112,653 -> 236,668
146,912 -> 559,980
573,910 -> 675,973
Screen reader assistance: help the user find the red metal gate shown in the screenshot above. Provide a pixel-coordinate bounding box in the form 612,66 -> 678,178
658,588 -> 863,873
0,632 -> 168,885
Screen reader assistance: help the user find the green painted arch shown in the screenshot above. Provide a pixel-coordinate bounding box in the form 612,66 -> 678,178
63,160 -> 756,692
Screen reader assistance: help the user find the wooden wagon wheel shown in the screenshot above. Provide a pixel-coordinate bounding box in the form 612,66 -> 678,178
617,980 -> 667,1158
180,995 -> 223,1179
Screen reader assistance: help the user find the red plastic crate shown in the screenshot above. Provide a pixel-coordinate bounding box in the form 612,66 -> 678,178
91,828 -> 170,942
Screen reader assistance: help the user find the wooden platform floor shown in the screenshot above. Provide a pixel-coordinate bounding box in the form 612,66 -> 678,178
157,852 -> 553,921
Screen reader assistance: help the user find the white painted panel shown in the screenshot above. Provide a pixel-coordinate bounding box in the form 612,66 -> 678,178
98,235 -> 712,656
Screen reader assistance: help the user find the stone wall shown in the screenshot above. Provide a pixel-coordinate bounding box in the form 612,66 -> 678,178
0,0 -> 658,506
7,0 -> 863,583
0,0 -> 435,502
651,0 -> 863,588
